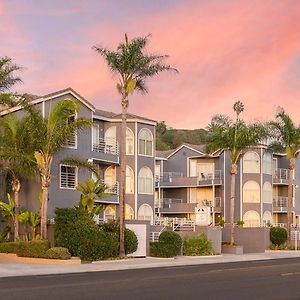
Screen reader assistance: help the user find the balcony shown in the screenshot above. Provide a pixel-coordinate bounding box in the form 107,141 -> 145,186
92,137 -> 119,164
95,181 -> 119,204
201,197 -> 222,213
156,171 -> 222,188
273,197 -> 288,212
273,168 -> 289,185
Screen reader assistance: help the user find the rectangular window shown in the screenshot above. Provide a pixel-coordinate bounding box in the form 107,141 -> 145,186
64,115 -> 77,148
138,178 -> 153,194
60,165 -> 77,189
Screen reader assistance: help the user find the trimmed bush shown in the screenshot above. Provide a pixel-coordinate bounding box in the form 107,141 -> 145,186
54,207 -> 101,256
0,242 -> 19,253
150,231 -> 182,258
270,227 -> 287,246
184,234 -> 213,256
16,240 -> 50,258
46,247 -> 71,260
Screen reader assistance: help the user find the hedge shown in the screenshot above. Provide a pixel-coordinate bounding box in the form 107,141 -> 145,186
183,234 -> 212,256
16,240 -> 50,258
270,227 -> 287,246
0,242 -> 19,253
46,247 -> 71,260
150,231 -> 182,258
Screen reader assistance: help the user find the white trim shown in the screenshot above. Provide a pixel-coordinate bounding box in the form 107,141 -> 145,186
155,157 -> 168,161
134,122 -> 138,218
91,157 -> 120,165
93,114 -> 156,126
59,164 -> 78,190
42,100 -> 45,119
166,145 -> 205,159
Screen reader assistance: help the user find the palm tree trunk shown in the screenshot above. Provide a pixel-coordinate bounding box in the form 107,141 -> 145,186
230,164 -> 237,245
12,178 -> 21,241
119,96 -> 128,257
40,178 -> 49,239
287,161 -> 294,245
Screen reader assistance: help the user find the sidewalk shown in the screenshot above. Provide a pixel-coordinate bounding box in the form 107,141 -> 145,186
1,251 -> 300,278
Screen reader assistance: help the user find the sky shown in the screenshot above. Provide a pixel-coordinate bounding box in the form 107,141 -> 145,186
1,0 -> 300,129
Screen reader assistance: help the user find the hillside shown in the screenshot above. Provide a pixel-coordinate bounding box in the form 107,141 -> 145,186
156,121 -> 208,150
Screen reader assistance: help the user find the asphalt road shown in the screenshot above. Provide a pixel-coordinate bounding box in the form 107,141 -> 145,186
1,258 -> 300,300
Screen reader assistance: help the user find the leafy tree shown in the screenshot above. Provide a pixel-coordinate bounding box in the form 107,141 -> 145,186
206,101 -> 267,245
29,99 -> 91,239
0,57 -> 22,108
0,194 -> 16,240
93,33 -> 177,256
269,108 -> 300,244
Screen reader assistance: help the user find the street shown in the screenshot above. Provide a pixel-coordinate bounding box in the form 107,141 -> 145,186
1,258 -> 300,300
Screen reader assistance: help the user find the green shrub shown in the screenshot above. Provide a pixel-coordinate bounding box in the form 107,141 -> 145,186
0,242 -> 19,253
16,240 -> 50,258
54,207 -> 101,256
270,227 -> 287,246
184,234 -> 213,256
46,247 -> 71,260
150,231 -> 182,258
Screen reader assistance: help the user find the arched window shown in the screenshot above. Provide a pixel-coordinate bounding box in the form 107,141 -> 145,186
105,126 -> 117,154
263,210 -> 272,226
263,152 -> 272,175
126,127 -> 134,155
243,151 -> 260,173
104,166 -> 116,188
138,128 -> 153,156
125,204 -> 134,220
138,204 -> 153,221
126,166 -> 134,194
104,205 -> 116,221
262,182 -> 272,203
243,181 -> 260,203
138,167 -> 153,194
243,210 -> 260,227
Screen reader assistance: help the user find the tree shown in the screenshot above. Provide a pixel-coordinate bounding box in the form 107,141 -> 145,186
0,57 -> 22,108
0,115 -> 37,240
269,108 -> 300,244
0,194 -> 16,240
206,101 -> 266,245
77,178 -> 109,214
29,99 -> 91,239
93,33 -> 177,256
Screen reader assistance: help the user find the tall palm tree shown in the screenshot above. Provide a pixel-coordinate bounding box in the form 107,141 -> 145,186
269,108 -> 300,244
93,34 -> 177,256
0,57 -> 22,108
29,99 -> 91,239
207,102 -> 266,245
0,115 -> 37,240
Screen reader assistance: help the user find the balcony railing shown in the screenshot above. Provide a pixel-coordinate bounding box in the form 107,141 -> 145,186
273,168 -> 289,180
273,197 -> 288,212
101,180 -> 119,195
198,170 -> 222,181
93,137 -> 119,156
156,172 -> 184,183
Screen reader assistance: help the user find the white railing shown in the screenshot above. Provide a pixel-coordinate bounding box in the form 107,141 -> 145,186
198,170 -> 222,181
273,197 -> 288,211
101,180 -> 119,195
160,198 -> 182,208
201,197 -> 222,208
156,172 -> 183,183
93,137 -> 119,155
273,168 -> 289,180
153,217 -> 195,232
273,223 -> 287,228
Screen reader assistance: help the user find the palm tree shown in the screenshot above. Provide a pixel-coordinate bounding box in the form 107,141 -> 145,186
207,102 -> 266,245
269,108 -> 300,244
29,99 -> 92,239
0,115 -> 37,240
0,57 -> 22,108
92,33 -> 177,256
0,194 -> 16,240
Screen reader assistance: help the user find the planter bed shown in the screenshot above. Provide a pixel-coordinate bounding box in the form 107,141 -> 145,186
0,253 -> 81,265
222,245 -> 243,255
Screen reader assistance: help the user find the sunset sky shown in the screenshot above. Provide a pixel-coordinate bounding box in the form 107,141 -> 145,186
1,0 -> 300,129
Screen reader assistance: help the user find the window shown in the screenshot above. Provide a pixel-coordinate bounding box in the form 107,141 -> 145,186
243,210 -> 260,227
60,165 -> 77,189
126,166 -> 134,194
138,128 -> 153,156
65,115 -> 77,148
138,167 -> 153,194
104,166 -> 116,188
125,204 -> 134,220
104,205 -> 116,221
243,151 -> 260,173
92,123 -> 100,146
243,180 -> 260,203
263,211 -> 272,226
262,182 -> 272,203
263,152 -> 272,174
126,128 -> 134,155
104,126 -> 117,154
138,204 -> 153,221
